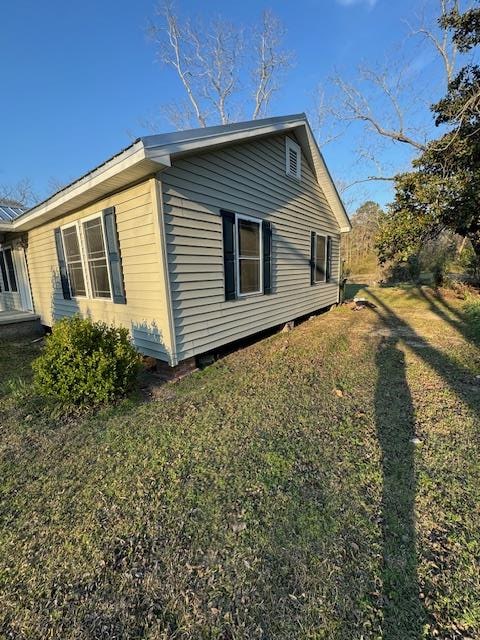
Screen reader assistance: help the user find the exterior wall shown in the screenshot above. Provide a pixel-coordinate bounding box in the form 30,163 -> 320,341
26,179 -> 174,361
161,133 -> 342,363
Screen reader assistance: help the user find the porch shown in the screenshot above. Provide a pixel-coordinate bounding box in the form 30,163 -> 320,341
0,310 -> 43,339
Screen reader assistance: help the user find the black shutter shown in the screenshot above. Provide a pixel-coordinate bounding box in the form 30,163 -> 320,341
310,231 -> 316,285
326,235 -> 333,282
221,210 -> 236,301
103,207 -> 126,304
54,228 -> 71,300
262,220 -> 272,295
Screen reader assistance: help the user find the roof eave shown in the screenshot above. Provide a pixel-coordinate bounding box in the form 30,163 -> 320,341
10,113 -> 351,234
13,142 -> 170,232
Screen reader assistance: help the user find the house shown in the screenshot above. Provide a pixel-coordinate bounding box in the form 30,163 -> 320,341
0,205 -> 34,314
0,114 -> 351,370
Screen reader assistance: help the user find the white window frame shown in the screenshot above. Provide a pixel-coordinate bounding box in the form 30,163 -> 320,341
235,213 -> 263,298
285,137 -> 301,180
80,212 -> 113,301
60,213 -> 113,301
61,221 -> 89,299
313,232 -> 327,284
0,245 -> 17,293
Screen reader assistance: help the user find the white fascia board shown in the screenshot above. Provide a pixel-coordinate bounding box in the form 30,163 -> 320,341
13,144 -> 170,231
300,122 -> 351,233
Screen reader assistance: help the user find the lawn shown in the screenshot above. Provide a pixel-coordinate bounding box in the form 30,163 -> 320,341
1,286 -> 479,639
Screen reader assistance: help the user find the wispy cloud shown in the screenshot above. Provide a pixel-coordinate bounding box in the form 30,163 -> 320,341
336,0 -> 378,8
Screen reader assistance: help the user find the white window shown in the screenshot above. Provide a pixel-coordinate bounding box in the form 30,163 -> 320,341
62,224 -> 87,297
286,137 -> 301,180
313,233 -> 327,283
82,217 -> 111,298
0,247 -> 18,293
60,215 -> 112,300
236,214 -> 263,296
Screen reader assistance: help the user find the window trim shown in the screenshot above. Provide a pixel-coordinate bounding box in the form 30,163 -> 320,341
60,213 -> 113,301
312,231 -> 327,284
60,220 -> 89,299
285,137 -> 301,180
0,245 -> 18,293
235,213 -> 263,298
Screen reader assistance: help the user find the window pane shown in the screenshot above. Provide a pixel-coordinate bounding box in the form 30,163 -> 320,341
62,226 -> 82,262
0,252 -> 9,292
4,249 -> 17,292
83,218 -> 111,298
83,218 -> 106,260
315,235 -> 326,282
89,260 -> 110,298
67,263 -> 87,297
238,219 -> 260,257
62,226 -> 86,296
239,258 -> 260,294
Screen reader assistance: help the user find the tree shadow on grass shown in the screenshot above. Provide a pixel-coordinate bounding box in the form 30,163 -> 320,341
369,287 -> 480,639
416,286 -> 480,347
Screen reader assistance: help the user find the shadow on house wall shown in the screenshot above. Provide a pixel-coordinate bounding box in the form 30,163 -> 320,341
50,272 -> 81,324
131,319 -> 168,362
50,273 -> 168,360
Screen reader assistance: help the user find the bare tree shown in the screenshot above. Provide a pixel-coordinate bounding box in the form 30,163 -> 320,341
316,0 -> 465,188
0,178 -> 37,208
406,0 -> 459,89
251,10 -> 292,120
309,85 -> 347,147
148,3 -> 291,129
46,176 -> 70,195
332,65 -> 428,153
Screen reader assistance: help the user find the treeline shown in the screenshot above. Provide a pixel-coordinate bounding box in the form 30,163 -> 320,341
343,200 -> 479,284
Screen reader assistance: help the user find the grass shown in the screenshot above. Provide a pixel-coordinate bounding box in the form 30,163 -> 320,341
1,285 -> 480,639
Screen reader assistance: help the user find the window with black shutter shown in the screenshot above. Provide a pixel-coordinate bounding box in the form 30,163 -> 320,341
53,208 -> 126,304
221,211 -> 272,300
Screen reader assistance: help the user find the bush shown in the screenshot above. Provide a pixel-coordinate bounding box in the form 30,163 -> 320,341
32,316 -> 141,405
457,244 -> 480,281
463,294 -> 480,322
406,255 -> 421,281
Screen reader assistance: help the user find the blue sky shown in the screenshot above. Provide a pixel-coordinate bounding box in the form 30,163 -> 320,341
1,0 -> 446,211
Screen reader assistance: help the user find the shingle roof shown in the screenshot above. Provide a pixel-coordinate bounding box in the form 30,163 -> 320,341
0,205 -> 25,222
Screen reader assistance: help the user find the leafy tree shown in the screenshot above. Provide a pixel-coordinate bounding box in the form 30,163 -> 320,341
343,201 -> 383,274
377,3 -> 480,265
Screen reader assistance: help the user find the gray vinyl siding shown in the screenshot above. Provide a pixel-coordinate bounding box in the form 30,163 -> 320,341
162,133 -> 342,362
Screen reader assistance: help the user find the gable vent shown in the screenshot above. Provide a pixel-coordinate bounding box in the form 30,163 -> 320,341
285,137 -> 301,179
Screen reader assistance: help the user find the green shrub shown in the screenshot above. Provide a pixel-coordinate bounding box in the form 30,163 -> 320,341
464,295 -> 480,323
457,244 -> 480,281
32,316 -> 141,405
